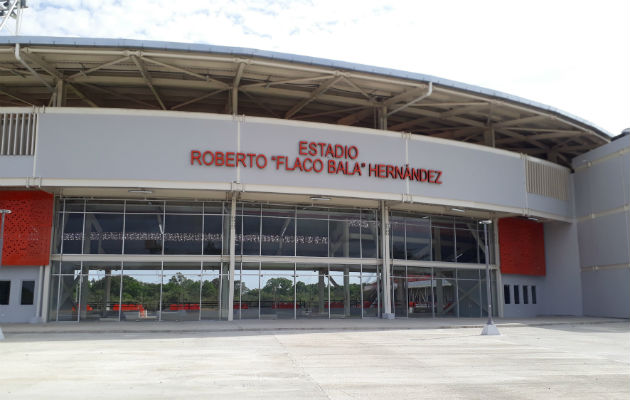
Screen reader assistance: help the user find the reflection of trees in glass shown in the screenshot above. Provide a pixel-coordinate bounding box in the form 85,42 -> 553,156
162,273 -> 200,304
85,276 -> 120,305
85,273 -> 362,309
120,276 -> 160,308
201,278 -> 220,300
260,277 -> 293,302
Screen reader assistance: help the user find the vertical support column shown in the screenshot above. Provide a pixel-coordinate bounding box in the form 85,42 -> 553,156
54,79 -> 65,107
231,62 -> 245,116
380,201 -> 393,319
318,269 -> 325,314
227,193 -> 236,321
483,126 -> 495,147
377,105 -> 388,130
104,270 -> 112,312
231,86 -> 238,116
344,267 -> 350,317
31,265 -> 44,323
493,218 -> 504,317
41,264 -> 51,322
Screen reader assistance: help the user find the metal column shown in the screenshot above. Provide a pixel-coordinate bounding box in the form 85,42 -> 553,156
380,201 -> 393,318
227,193 -> 236,321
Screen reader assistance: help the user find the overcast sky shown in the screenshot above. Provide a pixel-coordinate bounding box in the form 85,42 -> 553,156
4,0 -> 629,136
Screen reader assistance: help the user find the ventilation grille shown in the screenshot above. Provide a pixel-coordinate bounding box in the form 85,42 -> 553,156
0,112 -> 37,156
526,159 -> 570,201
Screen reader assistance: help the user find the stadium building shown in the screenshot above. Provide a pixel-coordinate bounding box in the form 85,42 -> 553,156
0,36 -> 627,324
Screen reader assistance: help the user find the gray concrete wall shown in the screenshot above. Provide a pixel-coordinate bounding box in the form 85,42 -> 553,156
501,275 -> 545,317
540,221 -> 583,316
0,108 -> 574,220
572,135 -> 630,318
0,156 -> 33,177
0,265 -> 41,323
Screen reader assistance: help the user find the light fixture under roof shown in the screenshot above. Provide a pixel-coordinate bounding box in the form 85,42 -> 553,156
128,189 -> 153,194
450,207 -> 465,213
478,219 -> 492,225
310,196 -> 331,201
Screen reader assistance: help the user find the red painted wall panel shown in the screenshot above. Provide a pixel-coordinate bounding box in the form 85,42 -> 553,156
0,190 -> 54,266
498,217 -> 546,276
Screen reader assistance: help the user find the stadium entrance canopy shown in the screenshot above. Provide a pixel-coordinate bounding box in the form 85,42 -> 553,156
0,36 -> 609,167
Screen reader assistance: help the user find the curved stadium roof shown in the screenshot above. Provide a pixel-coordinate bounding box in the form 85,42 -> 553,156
0,36 -> 611,167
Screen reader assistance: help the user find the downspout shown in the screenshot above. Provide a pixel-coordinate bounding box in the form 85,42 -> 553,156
14,44 -> 55,92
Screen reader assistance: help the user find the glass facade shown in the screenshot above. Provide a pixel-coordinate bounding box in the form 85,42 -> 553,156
49,198 -> 497,321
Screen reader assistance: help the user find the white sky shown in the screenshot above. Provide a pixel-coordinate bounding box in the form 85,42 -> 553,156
5,0 -> 630,136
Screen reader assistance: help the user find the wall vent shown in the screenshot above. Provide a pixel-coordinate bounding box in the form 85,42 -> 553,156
0,112 -> 37,156
526,159 -> 570,201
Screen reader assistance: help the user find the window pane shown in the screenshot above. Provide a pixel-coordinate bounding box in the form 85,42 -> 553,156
361,221 -> 379,258
455,229 -> 478,263
260,267 -> 295,319
297,218 -> 328,257
48,275 -> 59,321
124,214 -> 164,254
53,212 -> 63,253
241,216 -> 261,255
85,200 -> 124,213
434,269 -> 456,316
203,215 -> 223,255
296,266 -> 328,318
329,220 -> 360,258
261,217 -> 295,256
362,265 -> 380,317
328,265 -> 361,318
57,272 -> 80,321
407,267 -> 433,317
59,261 -> 81,275
458,278 -> 481,317
432,226 -> 454,262
63,199 -> 85,212
0,281 -> 10,305
201,262 -> 222,320
203,202 -> 224,215
457,269 -> 479,280
80,262 -> 122,321
406,219 -> 431,261
504,284 -> 511,304
238,263 -> 260,319
164,214 -> 202,255
83,213 -> 124,254
20,281 -> 35,305
125,201 -> 164,213
361,209 -> 378,221
162,263 -> 201,321
392,268 -> 407,317
62,212 -> 84,254
262,205 -> 294,217
390,219 -> 406,260
165,201 -> 203,214
296,207 -> 329,219
121,262 -> 161,321
523,285 -> 529,304
513,285 -> 520,304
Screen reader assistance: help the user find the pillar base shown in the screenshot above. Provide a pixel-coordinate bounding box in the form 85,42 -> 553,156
481,323 -> 501,335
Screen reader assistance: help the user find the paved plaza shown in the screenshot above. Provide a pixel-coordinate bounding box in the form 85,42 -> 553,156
0,318 -> 628,399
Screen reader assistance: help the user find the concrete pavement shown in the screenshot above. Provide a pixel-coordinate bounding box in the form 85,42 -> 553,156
0,317 -> 628,399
